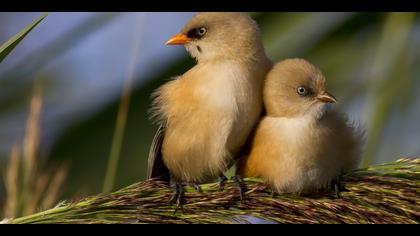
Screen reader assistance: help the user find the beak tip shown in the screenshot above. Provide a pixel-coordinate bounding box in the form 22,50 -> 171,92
165,33 -> 191,46
317,92 -> 337,104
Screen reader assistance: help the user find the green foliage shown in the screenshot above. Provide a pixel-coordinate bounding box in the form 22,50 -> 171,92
0,13 -> 48,63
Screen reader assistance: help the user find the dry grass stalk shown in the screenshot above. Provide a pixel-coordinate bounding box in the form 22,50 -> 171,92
41,164 -> 68,210
5,158 -> 419,224
3,144 -> 21,218
1,84 -> 67,218
103,14 -> 144,193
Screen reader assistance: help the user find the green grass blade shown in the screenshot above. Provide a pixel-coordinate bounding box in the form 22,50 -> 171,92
102,14 -> 144,192
0,12 -> 48,63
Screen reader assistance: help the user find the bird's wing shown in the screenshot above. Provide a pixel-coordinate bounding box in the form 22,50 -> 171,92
147,122 -> 170,182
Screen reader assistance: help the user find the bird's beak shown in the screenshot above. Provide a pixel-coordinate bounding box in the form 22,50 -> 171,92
166,33 -> 192,45
316,91 -> 337,103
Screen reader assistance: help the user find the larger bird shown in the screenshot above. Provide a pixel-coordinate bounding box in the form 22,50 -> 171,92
147,13 -> 272,207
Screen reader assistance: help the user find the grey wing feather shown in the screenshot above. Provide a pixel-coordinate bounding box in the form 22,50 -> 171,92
147,122 -> 170,182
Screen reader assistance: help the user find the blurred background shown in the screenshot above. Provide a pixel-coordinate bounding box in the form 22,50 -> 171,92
0,12 -> 419,218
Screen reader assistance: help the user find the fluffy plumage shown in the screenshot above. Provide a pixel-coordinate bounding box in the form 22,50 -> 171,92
236,58 -> 364,194
148,12 -> 272,183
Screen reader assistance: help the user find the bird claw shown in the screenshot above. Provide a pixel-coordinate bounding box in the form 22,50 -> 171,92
333,182 -> 341,198
191,182 -> 202,193
218,174 -> 228,190
270,188 -> 277,198
168,180 -> 202,214
174,195 -> 184,214
331,176 -> 347,199
169,182 -> 185,214
232,175 -> 246,201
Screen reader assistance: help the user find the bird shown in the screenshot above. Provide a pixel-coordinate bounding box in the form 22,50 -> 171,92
236,58 -> 364,196
147,12 -> 273,209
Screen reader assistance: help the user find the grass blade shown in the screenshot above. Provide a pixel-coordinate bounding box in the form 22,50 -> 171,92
0,13 -> 48,63
102,14 -> 145,192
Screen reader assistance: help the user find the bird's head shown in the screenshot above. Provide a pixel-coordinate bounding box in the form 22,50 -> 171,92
166,12 -> 265,62
264,58 -> 337,119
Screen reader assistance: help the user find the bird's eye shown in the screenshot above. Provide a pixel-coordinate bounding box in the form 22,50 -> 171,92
198,27 -> 207,36
297,86 -> 309,96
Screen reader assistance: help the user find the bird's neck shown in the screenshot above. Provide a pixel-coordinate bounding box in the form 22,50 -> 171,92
196,53 -> 271,70
267,104 -> 332,122
193,43 -> 270,65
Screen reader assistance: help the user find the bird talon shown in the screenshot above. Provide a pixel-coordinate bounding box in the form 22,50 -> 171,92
331,176 -> 345,199
168,183 -> 179,204
169,182 -> 185,214
232,175 -> 246,201
218,174 -> 228,190
334,183 -> 341,199
270,188 -> 276,198
173,194 -> 184,215
192,182 -> 202,193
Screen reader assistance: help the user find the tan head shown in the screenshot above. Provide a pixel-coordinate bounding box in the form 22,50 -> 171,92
264,58 -> 337,119
166,12 -> 265,62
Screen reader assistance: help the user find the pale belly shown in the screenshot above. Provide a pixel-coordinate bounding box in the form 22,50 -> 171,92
258,117 -> 341,193
158,61 -> 264,183
161,91 -> 261,183
162,108 -> 242,183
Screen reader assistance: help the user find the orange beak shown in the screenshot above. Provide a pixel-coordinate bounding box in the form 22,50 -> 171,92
316,91 -> 337,103
166,33 -> 192,45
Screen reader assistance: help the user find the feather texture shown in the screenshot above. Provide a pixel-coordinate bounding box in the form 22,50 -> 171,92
147,12 -> 272,183
237,59 -> 364,194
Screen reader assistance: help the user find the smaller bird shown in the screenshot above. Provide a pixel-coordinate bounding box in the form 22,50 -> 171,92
236,58 -> 364,195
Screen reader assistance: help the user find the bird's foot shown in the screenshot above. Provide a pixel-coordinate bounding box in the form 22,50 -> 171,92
218,174 -> 228,190
270,188 -> 277,198
169,182 -> 184,214
232,175 -> 246,201
190,182 -> 202,193
331,176 -> 347,199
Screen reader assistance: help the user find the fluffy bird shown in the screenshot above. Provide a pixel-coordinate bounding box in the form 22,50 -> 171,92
236,58 -> 363,195
148,13 -> 272,207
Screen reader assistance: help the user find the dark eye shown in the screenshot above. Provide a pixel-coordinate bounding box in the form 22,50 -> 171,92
297,86 -> 309,96
198,27 -> 207,36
